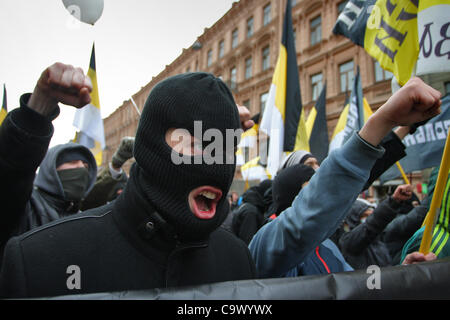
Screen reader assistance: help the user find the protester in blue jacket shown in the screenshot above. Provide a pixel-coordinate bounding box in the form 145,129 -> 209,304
266,163 -> 353,276
249,77 -> 442,279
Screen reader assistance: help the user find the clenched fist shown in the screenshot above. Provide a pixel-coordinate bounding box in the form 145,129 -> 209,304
28,63 -> 92,116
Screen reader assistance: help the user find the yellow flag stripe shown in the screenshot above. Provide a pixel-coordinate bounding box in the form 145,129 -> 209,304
294,110 -> 310,151
0,108 -> 7,125
305,108 -> 317,139
88,68 -> 100,110
272,45 -> 287,120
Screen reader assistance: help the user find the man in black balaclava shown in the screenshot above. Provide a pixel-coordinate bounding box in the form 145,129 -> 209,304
133,72 -> 241,241
0,62 -> 256,298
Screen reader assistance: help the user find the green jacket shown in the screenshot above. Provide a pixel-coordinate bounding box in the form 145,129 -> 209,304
401,167 -> 450,260
81,166 -> 128,210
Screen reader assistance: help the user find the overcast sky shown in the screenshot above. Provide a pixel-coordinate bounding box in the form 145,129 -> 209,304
0,0 -> 236,147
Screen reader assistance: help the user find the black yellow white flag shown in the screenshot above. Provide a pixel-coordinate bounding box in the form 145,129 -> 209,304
259,0 -> 308,178
73,43 -> 105,166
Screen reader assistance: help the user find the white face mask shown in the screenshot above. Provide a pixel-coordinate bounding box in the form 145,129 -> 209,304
360,217 -> 367,224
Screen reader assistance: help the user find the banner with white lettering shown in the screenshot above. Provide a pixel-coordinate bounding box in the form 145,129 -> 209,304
380,94 -> 450,184
416,0 -> 450,76
333,0 -> 376,46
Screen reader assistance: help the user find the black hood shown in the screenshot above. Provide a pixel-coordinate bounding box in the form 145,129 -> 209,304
272,164 -> 315,216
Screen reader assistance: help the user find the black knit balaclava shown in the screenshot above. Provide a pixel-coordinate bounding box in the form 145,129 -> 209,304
134,72 -> 241,241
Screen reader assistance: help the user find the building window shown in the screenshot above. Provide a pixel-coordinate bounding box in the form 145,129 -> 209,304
374,60 -> 393,82
207,49 -> 213,67
339,60 -> 354,93
262,46 -> 270,71
230,66 -> 237,89
263,3 -> 271,26
311,73 -> 323,101
247,17 -> 254,38
243,99 -> 251,109
232,28 -> 239,49
338,0 -> 349,14
186,66 -> 191,73
245,57 -> 253,79
260,92 -> 269,114
446,81 -> 450,94
219,40 -> 225,58
291,0 -> 297,7
310,16 -> 322,46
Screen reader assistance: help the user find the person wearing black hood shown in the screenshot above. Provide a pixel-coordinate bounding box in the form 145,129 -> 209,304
0,70 -> 97,254
231,179 -> 272,244
0,62 -> 256,298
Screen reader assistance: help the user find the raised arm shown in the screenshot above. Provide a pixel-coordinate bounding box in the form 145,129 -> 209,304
0,63 -> 92,251
249,77 -> 442,278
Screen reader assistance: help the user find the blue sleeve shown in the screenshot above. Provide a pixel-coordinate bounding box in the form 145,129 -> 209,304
248,133 -> 384,278
321,239 -> 353,272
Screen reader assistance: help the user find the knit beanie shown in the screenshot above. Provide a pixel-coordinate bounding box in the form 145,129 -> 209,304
134,72 -> 240,241
272,164 -> 316,216
56,149 -> 92,168
279,150 -> 314,172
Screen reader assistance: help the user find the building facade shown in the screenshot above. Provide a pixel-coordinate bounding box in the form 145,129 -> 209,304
102,0 -> 449,196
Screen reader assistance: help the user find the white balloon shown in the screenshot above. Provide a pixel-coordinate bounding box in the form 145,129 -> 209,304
62,0 -> 104,25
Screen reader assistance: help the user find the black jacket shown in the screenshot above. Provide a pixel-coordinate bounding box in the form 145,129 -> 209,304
0,171 -> 257,298
0,95 -> 97,254
0,94 -> 256,298
338,197 -> 401,270
231,187 -> 267,245
381,204 -> 428,264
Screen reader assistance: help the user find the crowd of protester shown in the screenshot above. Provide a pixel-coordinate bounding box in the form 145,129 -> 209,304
0,61 -> 445,298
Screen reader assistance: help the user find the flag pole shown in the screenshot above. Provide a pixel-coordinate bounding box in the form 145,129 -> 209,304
419,131 -> 450,254
395,161 -> 410,185
130,96 -> 141,117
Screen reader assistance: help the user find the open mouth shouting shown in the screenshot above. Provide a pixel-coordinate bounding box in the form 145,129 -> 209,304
188,186 -> 223,219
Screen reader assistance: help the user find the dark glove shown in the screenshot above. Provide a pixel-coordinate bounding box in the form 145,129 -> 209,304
111,136 -> 135,168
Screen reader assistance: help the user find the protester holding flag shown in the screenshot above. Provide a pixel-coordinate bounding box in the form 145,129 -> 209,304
0,63 -> 98,254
